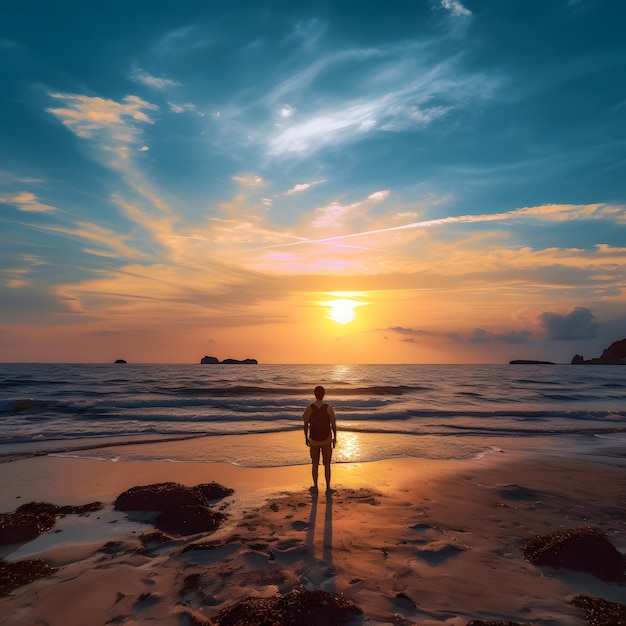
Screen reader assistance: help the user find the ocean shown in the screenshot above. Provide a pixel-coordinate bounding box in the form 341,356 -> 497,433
1,363 -> 625,467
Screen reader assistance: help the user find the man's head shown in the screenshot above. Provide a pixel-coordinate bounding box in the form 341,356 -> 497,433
314,385 -> 325,400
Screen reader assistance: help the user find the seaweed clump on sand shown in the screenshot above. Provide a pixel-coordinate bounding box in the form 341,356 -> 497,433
521,527 -> 625,582
114,482 -> 233,536
570,594 -> 626,626
215,586 -> 363,626
0,559 -> 54,594
466,621 -> 532,626
0,500 -> 103,546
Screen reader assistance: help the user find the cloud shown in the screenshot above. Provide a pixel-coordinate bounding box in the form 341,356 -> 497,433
131,68 -> 182,89
168,102 -> 203,115
0,191 -> 57,213
47,92 -> 157,142
309,190 -> 391,229
265,203 -> 626,249
232,175 -> 264,187
539,307 -> 598,341
387,326 -> 428,335
285,180 -> 325,195
265,44 -> 492,157
469,328 -> 489,343
440,0 -> 472,17
493,329 -> 532,343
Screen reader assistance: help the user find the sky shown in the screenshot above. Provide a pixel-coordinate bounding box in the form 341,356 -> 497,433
1,0 -> 625,364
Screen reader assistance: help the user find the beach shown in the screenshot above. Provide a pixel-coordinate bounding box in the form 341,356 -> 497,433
1,438 -> 625,625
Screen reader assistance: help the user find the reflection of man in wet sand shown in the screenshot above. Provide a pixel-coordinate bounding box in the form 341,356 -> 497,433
303,385 -> 337,493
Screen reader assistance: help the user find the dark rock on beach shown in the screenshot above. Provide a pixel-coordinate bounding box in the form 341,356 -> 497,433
200,355 -> 258,364
521,527 -> 625,582
571,337 -> 626,364
0,558 -> 54,594
215,586 -> 363,626
570,594 -> 626,626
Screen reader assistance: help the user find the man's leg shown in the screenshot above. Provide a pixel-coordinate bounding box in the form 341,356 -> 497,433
310,446 -> 320,488
322,444 -> 332,490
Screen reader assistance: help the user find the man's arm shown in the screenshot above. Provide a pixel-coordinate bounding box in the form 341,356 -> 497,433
328,405 -> 337,445
302,405 -> 311,446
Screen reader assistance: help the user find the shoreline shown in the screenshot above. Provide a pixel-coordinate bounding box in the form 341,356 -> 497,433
1,447 -> 625,625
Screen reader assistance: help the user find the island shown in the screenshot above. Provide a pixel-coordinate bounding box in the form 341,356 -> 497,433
509,360 -> 555,365
200,356 -> 258,365
114,359 -> 127,364
571,338 -> 626,365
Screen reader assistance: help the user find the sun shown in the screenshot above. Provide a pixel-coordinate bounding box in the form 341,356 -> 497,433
326,299 -> 359,324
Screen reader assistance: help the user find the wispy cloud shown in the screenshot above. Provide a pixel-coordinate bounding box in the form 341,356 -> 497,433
265,42 -> 495,156
440,0 -> 472,18
285,180 -> 326,195
130,67 -> 182,89
168,101 -> 203,115
232,175 -> 264,187
267,203 -> 626,248
0,191 -> 57,213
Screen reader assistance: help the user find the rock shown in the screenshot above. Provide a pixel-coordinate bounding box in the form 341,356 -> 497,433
155,505 -> 226,536
114,359 -> 127,363
521,527 -> 625,582
0,558 -> 54,594
509,360 -> 555,364
0,511 -> 57,545
571,338 -> 626,364
200,356 -> 258,364
570,594 -> 626,626
115,482 -> 211,511
215,586 -> 363,626
220,358 -> 258,364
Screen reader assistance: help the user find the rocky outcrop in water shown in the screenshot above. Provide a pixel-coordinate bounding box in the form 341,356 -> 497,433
571,338 -> 626,364
200,356 -> 258,364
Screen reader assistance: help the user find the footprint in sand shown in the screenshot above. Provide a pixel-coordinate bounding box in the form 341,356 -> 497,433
414,541 -> 464,565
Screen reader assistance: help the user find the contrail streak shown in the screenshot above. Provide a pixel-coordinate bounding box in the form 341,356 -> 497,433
254,209 -> 515,250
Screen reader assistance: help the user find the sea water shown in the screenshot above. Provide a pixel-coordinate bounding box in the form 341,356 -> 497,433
0,363 -> 624,467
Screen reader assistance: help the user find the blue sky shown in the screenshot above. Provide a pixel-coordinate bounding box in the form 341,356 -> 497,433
1,0 -> 625,363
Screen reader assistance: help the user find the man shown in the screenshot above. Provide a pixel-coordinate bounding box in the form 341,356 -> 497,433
303,385 -> 337,493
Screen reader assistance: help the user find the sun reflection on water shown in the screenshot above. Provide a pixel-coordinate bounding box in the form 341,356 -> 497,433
334,432 -> 361,463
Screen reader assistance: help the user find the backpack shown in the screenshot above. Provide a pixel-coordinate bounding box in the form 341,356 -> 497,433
309,403 -> 331,441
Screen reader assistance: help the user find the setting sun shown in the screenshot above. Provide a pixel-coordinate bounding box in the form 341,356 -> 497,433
325,298 -> 362,324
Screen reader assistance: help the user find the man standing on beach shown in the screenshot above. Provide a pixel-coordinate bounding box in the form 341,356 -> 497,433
303,385 -> 337,493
